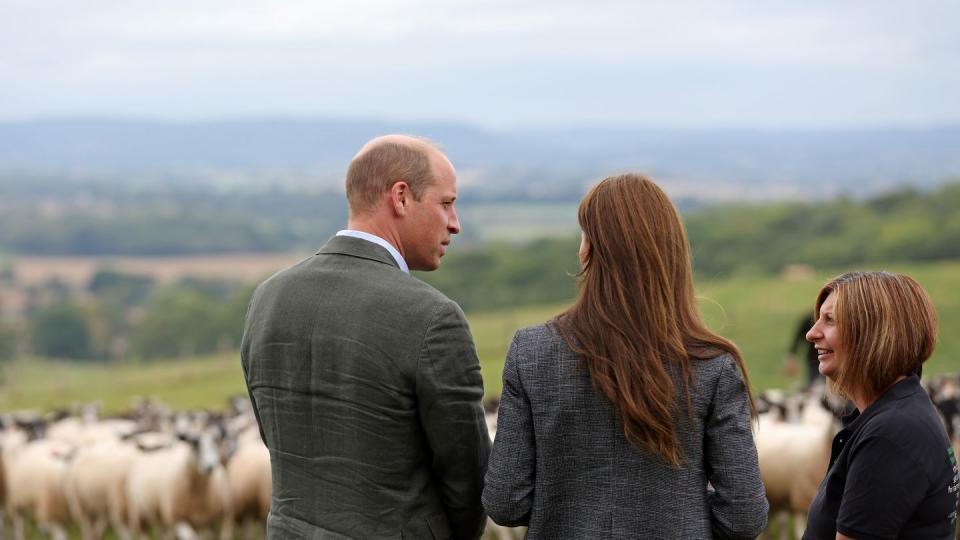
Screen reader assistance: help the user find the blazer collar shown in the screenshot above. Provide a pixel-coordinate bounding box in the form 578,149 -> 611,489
317,235 -> 401,270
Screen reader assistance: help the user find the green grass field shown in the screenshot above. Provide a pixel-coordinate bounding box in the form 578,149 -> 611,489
474,259 -> 960,397
2,259 -> 959,413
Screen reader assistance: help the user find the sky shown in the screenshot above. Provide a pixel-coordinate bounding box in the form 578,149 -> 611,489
2,0 -> 959,128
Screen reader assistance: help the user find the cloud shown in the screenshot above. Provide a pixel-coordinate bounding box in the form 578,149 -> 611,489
1,0 -> 958,126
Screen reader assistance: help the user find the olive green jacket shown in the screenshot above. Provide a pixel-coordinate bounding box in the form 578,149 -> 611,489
241,235 -> 490,539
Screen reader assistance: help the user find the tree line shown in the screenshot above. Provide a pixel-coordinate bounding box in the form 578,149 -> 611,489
1,271 -> 253,363
423,181 -> 960,310
1,182 -> 958,362
684,182 -> 960,276
0,174 -> 347,255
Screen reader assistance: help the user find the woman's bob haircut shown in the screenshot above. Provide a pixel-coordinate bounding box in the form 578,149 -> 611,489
814,271 -> 937,402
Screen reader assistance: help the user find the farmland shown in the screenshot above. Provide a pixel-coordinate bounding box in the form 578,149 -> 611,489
2,258 -> 959,413
5,253 -> 305,289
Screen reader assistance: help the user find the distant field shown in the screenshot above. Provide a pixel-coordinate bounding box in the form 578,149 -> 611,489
2,259 -> 959,413
695,260 -> 960,392
7,253 -> 307,288
458,203 -> 578,242
0,352 -> 246,414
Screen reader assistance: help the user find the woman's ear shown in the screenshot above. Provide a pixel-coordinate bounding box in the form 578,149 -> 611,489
579,231 -> 590,266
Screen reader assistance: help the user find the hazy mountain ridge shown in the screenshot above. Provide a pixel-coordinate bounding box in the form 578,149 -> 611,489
1,118 -> 959,201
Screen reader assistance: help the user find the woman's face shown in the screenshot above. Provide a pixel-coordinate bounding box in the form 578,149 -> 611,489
806,291 -> 845,379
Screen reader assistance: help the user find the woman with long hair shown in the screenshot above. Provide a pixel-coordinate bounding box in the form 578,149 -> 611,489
803,271 -> 955,539
482,174 -> 767,538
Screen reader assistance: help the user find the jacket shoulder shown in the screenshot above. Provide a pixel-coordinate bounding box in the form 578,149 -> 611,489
512,322 -> 562,348
506,322 -> 569,369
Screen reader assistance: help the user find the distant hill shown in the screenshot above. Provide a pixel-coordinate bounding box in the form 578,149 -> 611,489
1,118 -> 959,201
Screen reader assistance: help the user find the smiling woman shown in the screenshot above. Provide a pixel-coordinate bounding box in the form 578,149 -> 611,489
802,271 -> 956,540
808,271 -> 937,405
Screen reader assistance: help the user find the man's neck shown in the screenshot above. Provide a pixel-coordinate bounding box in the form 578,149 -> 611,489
338,227 -> 409,274
346,219 -> 403,256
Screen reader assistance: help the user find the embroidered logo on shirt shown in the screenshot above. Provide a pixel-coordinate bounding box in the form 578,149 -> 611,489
947,446 -> 959,522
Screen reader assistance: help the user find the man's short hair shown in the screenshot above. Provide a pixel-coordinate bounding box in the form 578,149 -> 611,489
346,138 -> 437,214
815,271 -> 938,401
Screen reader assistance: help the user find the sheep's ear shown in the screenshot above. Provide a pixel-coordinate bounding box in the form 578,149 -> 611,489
24,420 -> 47,441
176,431 -> 199,447
120,427 -> 150,441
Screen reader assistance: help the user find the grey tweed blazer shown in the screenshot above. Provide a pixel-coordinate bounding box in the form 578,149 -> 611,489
242,236 -> 490,540
482,323 -> 768,539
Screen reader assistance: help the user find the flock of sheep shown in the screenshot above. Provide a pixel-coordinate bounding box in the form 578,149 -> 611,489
3,376 -> 960,540
0,397 -> 269,540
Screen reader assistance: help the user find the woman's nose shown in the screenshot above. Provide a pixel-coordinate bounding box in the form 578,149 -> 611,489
805,324 -> 820,343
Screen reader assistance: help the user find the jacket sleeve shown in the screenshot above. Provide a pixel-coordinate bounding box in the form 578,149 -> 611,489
481,332 -> 535,527
240,287 -> 269,446
704,355 -> 769,540
416,300 -> 491,540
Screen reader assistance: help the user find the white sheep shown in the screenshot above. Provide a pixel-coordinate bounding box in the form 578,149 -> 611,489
4,437 -> 74,540
225,430 -> 270,538
0,422 -> 27,536
47,417 -> 139,447
64,437 -> 140,540
754,392 -> 836,540
126,428 -> 233,540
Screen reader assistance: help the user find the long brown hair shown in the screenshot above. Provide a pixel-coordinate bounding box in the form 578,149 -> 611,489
556,174 -> 753,466
814,271 -> 937,403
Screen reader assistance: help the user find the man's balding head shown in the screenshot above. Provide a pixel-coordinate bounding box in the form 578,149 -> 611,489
346,135 -> 446,215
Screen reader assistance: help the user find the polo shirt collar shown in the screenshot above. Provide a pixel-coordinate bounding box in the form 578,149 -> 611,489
841,373 -> 922,430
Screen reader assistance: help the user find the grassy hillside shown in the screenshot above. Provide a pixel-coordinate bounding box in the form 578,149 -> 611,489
2,259 -> 959,413
473,259 -> 960,396
0,352 -> 247,414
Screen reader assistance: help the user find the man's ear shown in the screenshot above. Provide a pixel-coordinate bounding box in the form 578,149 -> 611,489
389,181 -> 409,217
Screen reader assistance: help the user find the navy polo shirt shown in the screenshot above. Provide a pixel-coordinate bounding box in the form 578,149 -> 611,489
804,375 -> 959,540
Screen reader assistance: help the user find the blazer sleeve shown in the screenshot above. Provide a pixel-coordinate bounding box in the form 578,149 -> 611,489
240,288 -> 269,446
416,300 -> 491,540
481,332 -> 535,527
704,355 -> 769,540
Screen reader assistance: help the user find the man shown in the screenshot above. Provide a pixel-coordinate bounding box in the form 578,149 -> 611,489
784,312 -> 822,388
241,135 -> 491,539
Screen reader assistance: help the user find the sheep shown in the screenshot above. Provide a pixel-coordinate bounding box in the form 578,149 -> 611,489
754,391 -> 836,540
4,437 -> 75,540
47,417 -> 140,447
0,441 -> 5,537
0,420 -> 28,537
63,437 -> 140,540
225,428 -> 270,539
126,426 -> 233,540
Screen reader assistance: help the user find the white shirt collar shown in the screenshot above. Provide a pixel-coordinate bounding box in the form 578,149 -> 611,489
336,230 -> 409,274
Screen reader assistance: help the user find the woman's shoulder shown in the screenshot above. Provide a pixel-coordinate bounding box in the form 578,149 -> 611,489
507,321 -> 574,368
859,385 -> 946,443
512,321 -> 560,343
687,352 -> 748,404
690,351 -> 739,379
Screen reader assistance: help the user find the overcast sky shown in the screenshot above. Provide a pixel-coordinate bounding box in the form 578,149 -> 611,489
2,0 -> 958,128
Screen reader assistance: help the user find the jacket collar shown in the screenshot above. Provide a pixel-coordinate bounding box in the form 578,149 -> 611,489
316,235 -> 401,271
